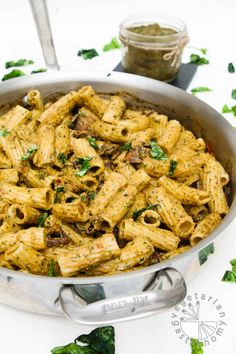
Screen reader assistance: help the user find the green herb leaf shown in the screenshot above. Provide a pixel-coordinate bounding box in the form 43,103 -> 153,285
103,37 -> 121,52
198,243 -> 214,265
36,212 -> 48,227
231,89 -> 236,100
48,259 -> 57,277
120,142 -> 132,151
189,54 -> 209,65
77,49 -> 99,60
21,144 -> 38,160
199,48 -> 207,55
51,342 -> 94,354
75,157 -> 93,177
75,326 -> 115,354
222,104 -> 236,116
31,68 -> 47,74
5,59 -> 34,68
191,87 -> 212,95
133,204 -> 157,221
2,69 -> 26,81
0,129 -> 9,137
222,258 -> 236,282
54,186 -> 65,203
150,141 -> 167,160
168,159 -> 178,176
228,63 -> 235,73
87,136 -> 98,149
57,152 -> 69,164
190,338 -> 204,354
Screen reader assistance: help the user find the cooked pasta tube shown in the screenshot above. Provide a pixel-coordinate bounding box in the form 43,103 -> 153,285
63,167 -> 98,192
158,120 -> 181,153
33,124 -> 55,167
93,120 -> 130,143
3,105 -> 30,131
0,227 -> 46,252
102,96 -> 126,124
0,131 -> 24,168
100,185 -> 138,231
42,243 -> 77,261
0,219 -> 21,234
6,204 -> 40,225
71,137 -> 104,176
143,157 -> 171,177
116,162 -> 136,178
88,236 -> 154,275
117,116 -> 150,133
0,150 -> 12,168
52,201 -> 86,223
5,242 -> 48,274
55,124 -> 71,168
160,246 -> 191,261
124,192 -> 147,219
27,89 -> 44,112
175,171 -> 200,186
0,201 -> 9,219
39,91 -> 82,125
18,166 -> 49,188
60,223 -> 92,246
147,187 -> 195,238
119,219 -> 180,251
0,183 -> 54,209
88,172 -> 127,217
138,209 -> 161,227
78,86 -> 108,117
128,169 -> 151,192
130,128 -> 156,146
0,168 -> 18,184
172,153 -> 206,177
190,213 -> 221,246
147,112 -> 168,139
158,175 -> 211,205
186,205 -> 209,222
57,233 -> 121,276
0,253 -> 14,269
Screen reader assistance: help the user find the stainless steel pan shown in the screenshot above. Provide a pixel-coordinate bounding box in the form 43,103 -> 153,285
0,71 -> 235,324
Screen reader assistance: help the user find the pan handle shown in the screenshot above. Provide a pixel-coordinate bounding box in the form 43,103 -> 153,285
58,267 -> 186,325
29,0 -> 60,71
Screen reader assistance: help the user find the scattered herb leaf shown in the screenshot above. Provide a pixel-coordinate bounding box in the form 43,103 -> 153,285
228,63 -> 235,73
21,144 -> 38,160
103,37 -> 121,52
87,136 -> 98,149
80,191 -> 96,202
231,89 -> 236,100
168,159 -> 178,176
31,68 -> 47,74
222,259 -> 236,282
48,259 -> 57,277
133,204 -> 157,221
190,338 -> 204,354
75,157 -> 93,177
191,87 -> 212,95
120,142 -> 132,151
189,47 -> 208,55
77,49 -> 99,60
54,186 -> 65,203
222,104 -> 236,116
51,342 -> 94,354
189,54 -> 209,65
0,129 -> 9,137
36,212 -> 48,227
57,152 -> 69,164
150,141 -> 167,160
2,69 -> 26,81
198,243 -> 214,265
5,59 -> 34,68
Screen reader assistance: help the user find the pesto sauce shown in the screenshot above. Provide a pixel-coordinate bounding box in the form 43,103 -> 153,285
128,23 -> 177,37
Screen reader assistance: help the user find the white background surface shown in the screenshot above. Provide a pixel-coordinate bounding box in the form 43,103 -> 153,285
0,0 -> 236,353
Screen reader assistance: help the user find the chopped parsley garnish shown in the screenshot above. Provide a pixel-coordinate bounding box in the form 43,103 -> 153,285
57,152 -> 68,164
228,63 -> 235,73
168,159 -> 178,176
222,104 -> 236,116
120,142 -> 132,151
54,186 -> 65,203
231,89 -> 236,100
103,37 -> 121,52
51,326 -> 115,354
222,259 -> 236,282
75,156 -> 93,177
5,59 -> 34,68
191,87 -> 212,95
0,129 -> 9,137
150,141 -> 167,160
81,191 -> 96,202
87,136 -> 98,149
77,48 -> 99,60
133,205 -> 157,221
31,68 -> 47,74
21,144 -> 38,160
190,338 -> 204,354
48,259 -> 57,277
36,212 -> 48,227
2,69 -> 26,81
189,54 -> 209,65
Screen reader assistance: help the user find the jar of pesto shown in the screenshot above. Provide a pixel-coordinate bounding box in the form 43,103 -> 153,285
119,14 -> 189,82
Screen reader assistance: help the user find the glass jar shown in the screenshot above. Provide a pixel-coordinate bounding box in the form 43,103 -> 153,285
119,13 -> 188,82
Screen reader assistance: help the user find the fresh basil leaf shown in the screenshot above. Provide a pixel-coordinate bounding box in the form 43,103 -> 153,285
199,48 -> 207,55
191,87 -> 212,95
48,259 -> 57,277
222,258 -> 236,282
168,159 -> 177,176
36,212 -> 48,227
77,49 -> 99,60
103,37 -> 121,52
75,326 -> 115,354
80,191 -> 96,202
0,129 -> 9,137
198,243 -> 214,265
54,186 -> 65,203
231,89 -> 236,100
120,142 -> 132,151
133,204 -> 157,221
51,343 -> 95,354
190,338 -> 204,354
222,104 -> 236,116
150,141 -> 167,160
57,152 -> 69,164
5,59 -> 34,68
228,63 -> 235,73
2,69 -> 26,81
31,68 -> 47,74
75,157 -> 93,177
87,136 -> 98,149
189,54 -> 209,65
21,144 -> 38,160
